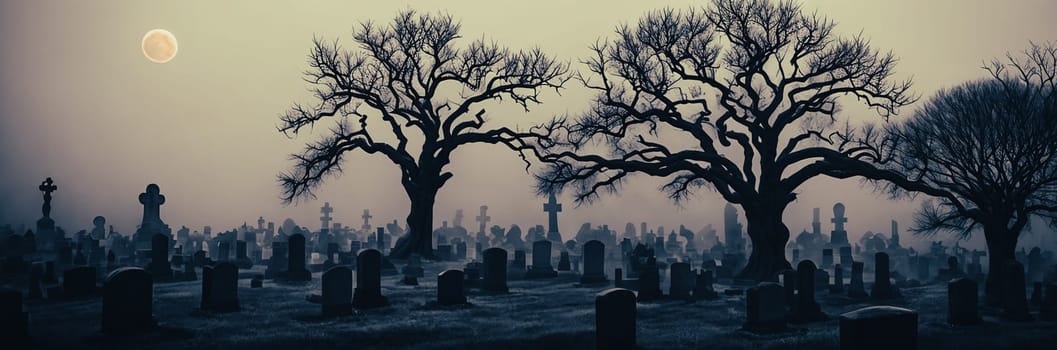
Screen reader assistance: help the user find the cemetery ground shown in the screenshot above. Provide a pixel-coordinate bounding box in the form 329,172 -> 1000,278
19,261 -> 1057,350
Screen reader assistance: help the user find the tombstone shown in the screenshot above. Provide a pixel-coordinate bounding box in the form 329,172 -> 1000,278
637,257 -> 662,301
193,250 -> 207,267
814,268 -> 830,292
525,240 -> 557,278
285,234 -> 311,281
791,249 -> 800,264
148,234 -> 173,280
437,269 -> 468,305
217,241 -> 231,261
839,306 -> 918,350
63,266 -> 97,298
847,261 -> 867,298
436,244 -> 453,261
693,269 -> 719,300
871,252 -> 897,299
1,288 -> 29,343
840,246 -> 853,266
352,249 -> 388,309
669,262 -> 692,299
482,248 -> 509,293
235,240 -> 253,269
947,278 -> 979,325
265,242 -> 287,279
831,264 -> 845,293
101,267 -> 156,335
595,288 -> 636,350
790,260 -> 827,323
580,240 -> 607,284
822,248 -> 834,268
509,250 -> 527,279
1002,260 -> 1030,321
743,282 -> 786,333
322,266 -> 353,316
200,262 -> 239,313
557,251 -> 571,271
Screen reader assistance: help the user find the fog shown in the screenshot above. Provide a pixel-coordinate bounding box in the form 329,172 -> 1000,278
2,0 -> 1056,252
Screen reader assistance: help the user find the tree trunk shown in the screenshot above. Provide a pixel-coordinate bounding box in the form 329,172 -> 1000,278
983,225 -> 1017,307
738,205 -> 793,281
389,184 -> 439,259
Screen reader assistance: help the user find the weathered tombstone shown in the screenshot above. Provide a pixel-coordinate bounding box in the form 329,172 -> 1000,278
285,234 -> 311,281
218,241 -> 231,261
352,249 -> 388,309
839,306 -> 918,350
790,260 -> 827,323
822,248 -> 834,268
482,248 -> 509,293
322,266 -> 353,316
580,240 -> 607,284
149,234 -> 173,280
595,288 -> 636,350
526,240 -> 557,278
102,267 -> 156,335
947,277 -> 979,325
743,282 -> 786,333
669,262 -> 692,299
693,269 -> 719,300
509,249 -> 527,279
63,266 -> 97,298
637,257 -> 662,301
847,261 -> 868,298
235,240 -> 253,269
193,250 -> 207,267
264,242 -> 287,278
840,246 -> 853,266
557,251 -> 571,271
200,262 -> 239,312
1,288 -> 29,343
437,269 -> 467,305
871,252 -> 897,299
1002,260 -> 1030,321
831,264 -> 845,293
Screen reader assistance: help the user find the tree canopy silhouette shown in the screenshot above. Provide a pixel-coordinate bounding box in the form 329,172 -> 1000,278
878,42 -> 1057,306
278,10 -> 568,258
527,0 -> 913,280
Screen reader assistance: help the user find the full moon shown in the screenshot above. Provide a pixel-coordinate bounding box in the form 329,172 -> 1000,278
142,29 -> 178,63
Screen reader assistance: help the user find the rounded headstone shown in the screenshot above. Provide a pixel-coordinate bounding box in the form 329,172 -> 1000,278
839,306 -> 917,350
596,288 -> 636,350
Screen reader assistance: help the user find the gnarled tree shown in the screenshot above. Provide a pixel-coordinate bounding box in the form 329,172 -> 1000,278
528,0 -> 913,280
278,10 -> 568,258
879,43 -> 1057,306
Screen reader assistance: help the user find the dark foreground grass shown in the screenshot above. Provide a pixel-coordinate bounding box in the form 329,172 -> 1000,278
20,261 -> 1057,349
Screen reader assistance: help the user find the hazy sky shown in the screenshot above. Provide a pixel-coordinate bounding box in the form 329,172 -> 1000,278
2,0 -> 1056,251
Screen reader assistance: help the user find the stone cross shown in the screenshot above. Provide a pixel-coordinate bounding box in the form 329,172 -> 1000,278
320,202 -> 334,231
38,177 -> 57,218
476,205 -> 491,236
361,209 -> 372,231
543,192 -> 562,236
138,184 -> 166,225
831,202 -> 848,231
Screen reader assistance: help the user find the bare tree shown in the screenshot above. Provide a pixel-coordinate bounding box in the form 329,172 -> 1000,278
278,10 -> 568,258
879,43 -> 1057,306
526,0 -> 913,280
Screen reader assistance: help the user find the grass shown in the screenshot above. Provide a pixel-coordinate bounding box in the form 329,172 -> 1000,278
18,261 -> 1057,349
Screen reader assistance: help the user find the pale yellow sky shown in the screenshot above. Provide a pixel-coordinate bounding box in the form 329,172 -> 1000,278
1,0 -> 1055,250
